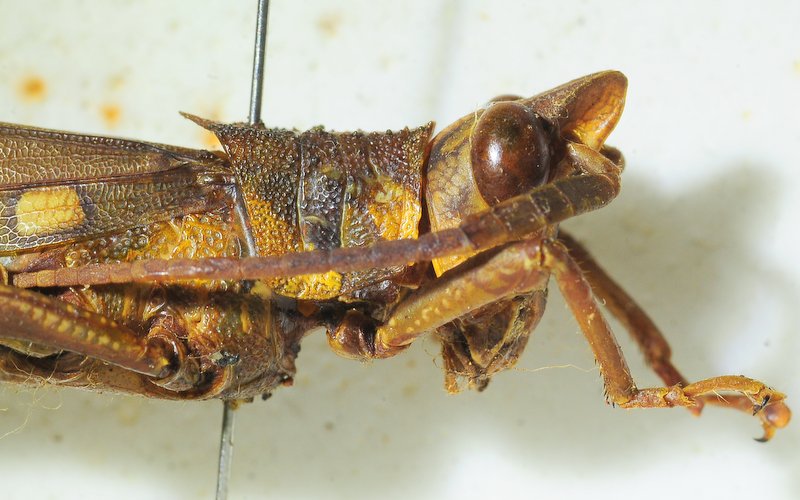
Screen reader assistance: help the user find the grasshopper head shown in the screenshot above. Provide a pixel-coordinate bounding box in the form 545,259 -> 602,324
425,72 -> 627,391
425,71 -> 627,275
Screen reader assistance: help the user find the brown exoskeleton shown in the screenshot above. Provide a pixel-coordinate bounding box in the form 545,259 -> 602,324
0,71 -> 790,441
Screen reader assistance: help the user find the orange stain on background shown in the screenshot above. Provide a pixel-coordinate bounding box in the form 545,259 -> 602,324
18,76 -> 47,102
100,104 -> 122,128
316,11 -> 343,38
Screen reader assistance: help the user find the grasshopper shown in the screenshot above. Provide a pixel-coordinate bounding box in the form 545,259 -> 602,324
0,67 -> 790,430
0,2 -> 796,499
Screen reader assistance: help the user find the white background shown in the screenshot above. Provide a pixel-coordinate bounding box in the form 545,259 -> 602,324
0,1 -> 798,499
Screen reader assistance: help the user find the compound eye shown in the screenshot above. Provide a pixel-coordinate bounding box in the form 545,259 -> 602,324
470,101 -> 550,205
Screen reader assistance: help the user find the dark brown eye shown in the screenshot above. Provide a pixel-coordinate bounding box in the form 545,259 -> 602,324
470,101 -> 550,205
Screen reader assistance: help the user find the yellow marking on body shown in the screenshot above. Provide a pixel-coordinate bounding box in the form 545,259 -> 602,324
169,231 -> 196,258
250,281 -> 273,300
373,185 -> 401,204
240,304 -> 252,334
31,307 -> 44,321
112,341 -> 120,351
367,180 -> 420,242
43,312 -> 59,328
97,335 -> 110,346
57,319 -> 71,334
16,187 -> 85,236
248,199 -> 299,257
184,217 -> 223,234
243,199 -> 346,300
120,295 -> 133,322
523,257 -> 536,271
277,270 -> 343,300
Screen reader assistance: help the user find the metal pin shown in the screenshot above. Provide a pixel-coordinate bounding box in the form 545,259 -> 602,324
215,400 -> 237,500
248,0 -> 270,125
215,1 -> 270,499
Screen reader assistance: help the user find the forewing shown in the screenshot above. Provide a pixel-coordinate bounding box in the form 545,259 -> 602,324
0,122 -> 230,253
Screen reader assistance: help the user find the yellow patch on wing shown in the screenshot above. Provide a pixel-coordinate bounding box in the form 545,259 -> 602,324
16,187 -> 85,236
